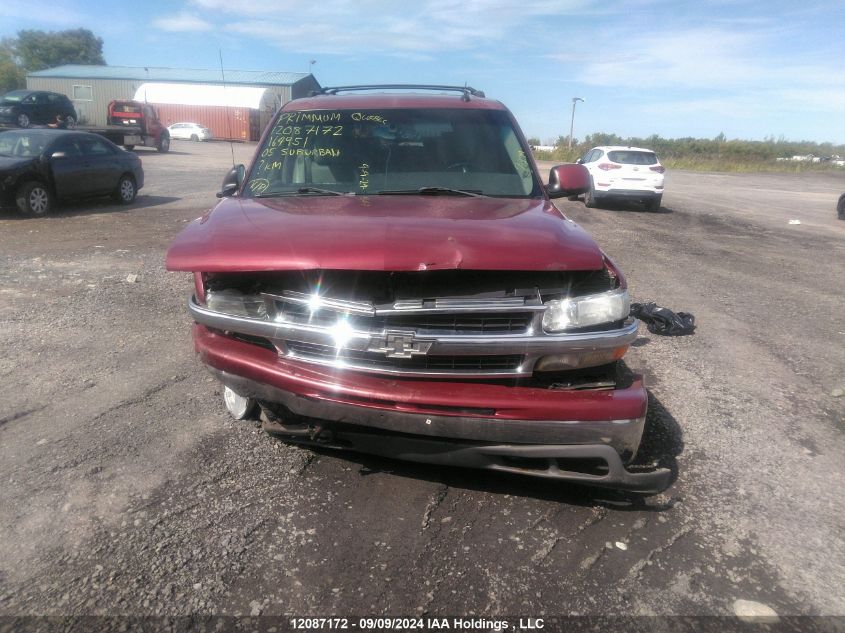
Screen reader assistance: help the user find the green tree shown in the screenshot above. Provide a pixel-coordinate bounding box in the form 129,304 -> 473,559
14,28 -> 105,72
526,136 -> 541,147
0,40 -> 25,93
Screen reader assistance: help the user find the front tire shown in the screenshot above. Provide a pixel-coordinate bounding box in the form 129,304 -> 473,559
837,194 -> 845,220
17,113 -> 30,128
16,181 -> 53,216
64,115 -> 76,129
190,134 -> 199,142
114,175 -> 137,205
157,134 -> 170,153
584,178 -> 597,208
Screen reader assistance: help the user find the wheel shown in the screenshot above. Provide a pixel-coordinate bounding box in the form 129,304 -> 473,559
837,194 -> 845,220
16,113 -> 30,128
16,181 -> 53,216
113,175 -> 137,204
223,386 -> 257,420
584,178 -> 597,208
645,194 -> 663,212
123,144 -> 135,151
157,134 -> 170,153
64,115 -> 76,129
190,134 -> 199,142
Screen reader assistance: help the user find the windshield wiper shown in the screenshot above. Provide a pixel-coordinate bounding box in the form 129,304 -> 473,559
296,186 -> 350,196
253,187 -> 351,198
377,187 -> 487,198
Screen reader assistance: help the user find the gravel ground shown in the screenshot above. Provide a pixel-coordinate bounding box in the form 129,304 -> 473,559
0,143 -> 842,624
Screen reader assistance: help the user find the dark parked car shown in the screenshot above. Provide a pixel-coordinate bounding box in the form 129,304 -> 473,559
0,129 -> 144,216
0,90 -> 78,129
838,193 -> 845,220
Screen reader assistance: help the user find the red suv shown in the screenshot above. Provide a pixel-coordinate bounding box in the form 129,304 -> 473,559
166,85 -> 670,493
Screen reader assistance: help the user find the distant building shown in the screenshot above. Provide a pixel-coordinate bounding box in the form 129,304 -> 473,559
27,65 -> 320,141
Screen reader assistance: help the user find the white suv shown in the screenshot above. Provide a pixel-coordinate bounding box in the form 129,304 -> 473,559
577,145 -> 665,211
167,122 -> 213,142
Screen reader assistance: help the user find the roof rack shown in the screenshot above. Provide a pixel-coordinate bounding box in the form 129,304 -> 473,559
312,84 -> 486,101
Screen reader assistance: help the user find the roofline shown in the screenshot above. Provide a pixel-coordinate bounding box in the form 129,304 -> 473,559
26,65 -> 313,87
285,92 -> 507,111
593,145 -> 658,152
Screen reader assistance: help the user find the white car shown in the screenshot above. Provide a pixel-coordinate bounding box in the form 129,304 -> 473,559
577,145 -> 665,211
167,122 -> 213,142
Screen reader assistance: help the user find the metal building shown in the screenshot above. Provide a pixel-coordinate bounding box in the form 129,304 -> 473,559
26,65 -> 320,140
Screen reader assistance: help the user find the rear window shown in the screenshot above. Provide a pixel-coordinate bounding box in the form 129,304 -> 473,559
113,103 -> 143,114
607,151 -> 658,165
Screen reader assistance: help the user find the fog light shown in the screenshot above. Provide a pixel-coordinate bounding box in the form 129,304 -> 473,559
223,386 -> 257,420
534,346 -> 628,372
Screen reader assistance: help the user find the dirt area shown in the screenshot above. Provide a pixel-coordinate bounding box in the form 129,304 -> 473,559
0,142 -> 843,622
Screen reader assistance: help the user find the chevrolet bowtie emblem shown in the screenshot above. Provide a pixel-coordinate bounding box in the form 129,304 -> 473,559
367,331 -> 433,359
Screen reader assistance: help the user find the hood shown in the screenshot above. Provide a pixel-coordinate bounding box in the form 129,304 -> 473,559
166,194 -> 605,272
0,156 -> 37,171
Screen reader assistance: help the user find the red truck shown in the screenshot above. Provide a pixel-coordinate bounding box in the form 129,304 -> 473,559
81,100 -> 170,152
166,85 -> 671,493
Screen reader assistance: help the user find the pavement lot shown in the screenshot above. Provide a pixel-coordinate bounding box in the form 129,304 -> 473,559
0,141 -> 843,621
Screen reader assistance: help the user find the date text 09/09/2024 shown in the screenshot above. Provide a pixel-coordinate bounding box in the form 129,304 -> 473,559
289,617 -> 544,630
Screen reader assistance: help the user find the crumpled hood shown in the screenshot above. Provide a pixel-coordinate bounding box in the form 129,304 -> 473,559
166,194 -> 605,272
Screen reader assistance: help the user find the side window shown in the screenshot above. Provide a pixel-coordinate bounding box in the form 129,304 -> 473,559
500,127 -> 533,195
35,93 -> 49,105
51,138 -> 83,157
79,137 -> 114,156
22,95 -> 35,104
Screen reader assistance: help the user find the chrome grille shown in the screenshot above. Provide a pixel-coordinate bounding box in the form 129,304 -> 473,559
286,341 -> 523,374
273,301 -> 533,334
196,268 -> 629,378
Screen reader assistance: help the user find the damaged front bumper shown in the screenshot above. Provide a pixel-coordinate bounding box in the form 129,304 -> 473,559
195,325 -> 671,494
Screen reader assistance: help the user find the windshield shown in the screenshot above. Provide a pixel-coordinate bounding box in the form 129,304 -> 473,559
1,91 -> 27,103
244,108 -> 539,198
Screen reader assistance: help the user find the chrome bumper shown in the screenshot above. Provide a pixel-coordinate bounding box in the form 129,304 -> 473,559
211,368 -> 671,494
188,296 -> 639,378
211,368 -> 647,456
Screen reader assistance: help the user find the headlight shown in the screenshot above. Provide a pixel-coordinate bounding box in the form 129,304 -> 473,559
205,289 -> 267,319
542,288 -> 630,332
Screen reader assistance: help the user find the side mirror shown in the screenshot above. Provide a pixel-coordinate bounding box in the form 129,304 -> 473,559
217,164 -> 245,198
546,163 -> 590,199
50,151 -> 67,159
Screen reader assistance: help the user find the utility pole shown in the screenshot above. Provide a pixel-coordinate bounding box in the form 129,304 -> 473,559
569,97 -> 584,149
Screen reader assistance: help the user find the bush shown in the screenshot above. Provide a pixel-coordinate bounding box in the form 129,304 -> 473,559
530,133 -> 845,172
